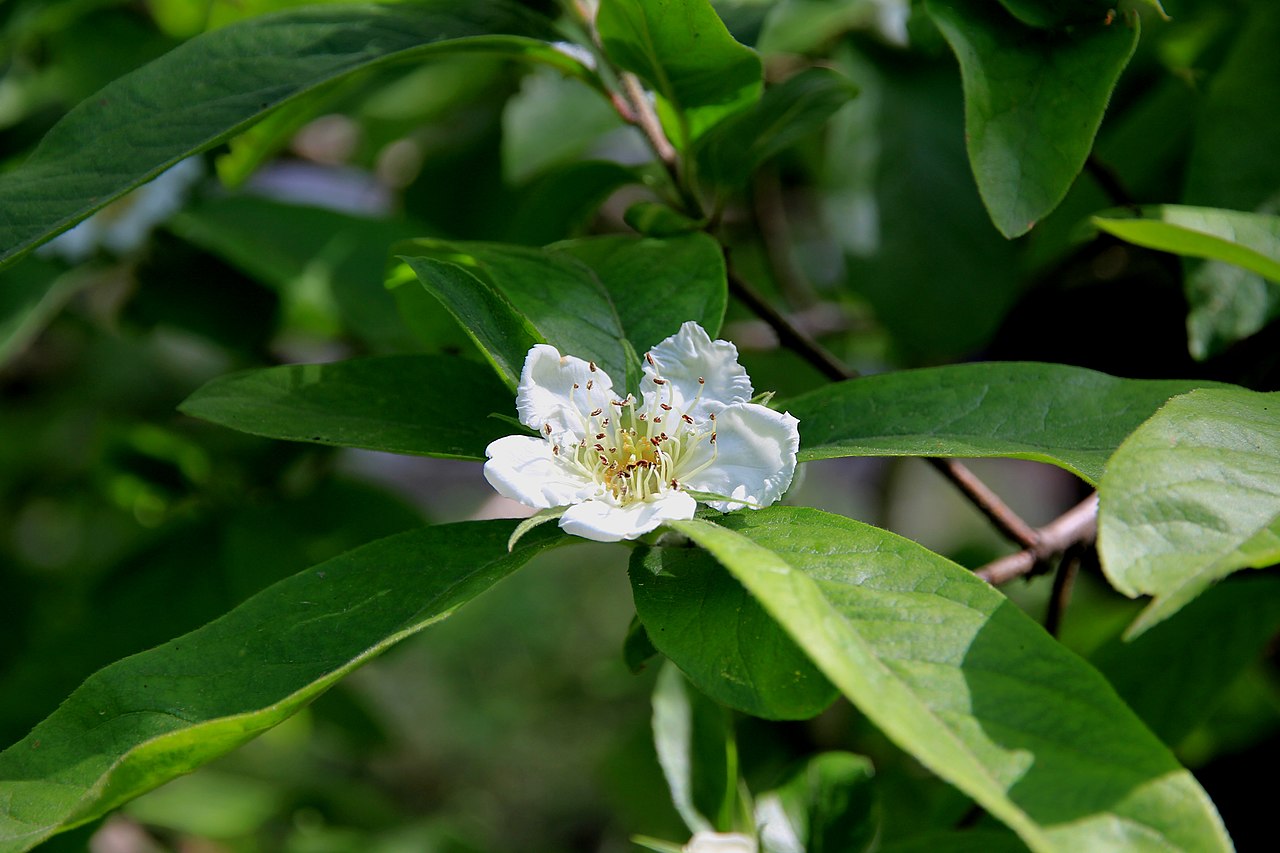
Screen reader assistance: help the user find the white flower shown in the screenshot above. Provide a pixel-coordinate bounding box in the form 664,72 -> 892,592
484,321 -> 800,543
683,831 -> 758,853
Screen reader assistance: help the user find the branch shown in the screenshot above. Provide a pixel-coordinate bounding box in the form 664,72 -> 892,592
974,493 -> 1099,585
726,261 -> 1041,549
1044,542 -> 1084,637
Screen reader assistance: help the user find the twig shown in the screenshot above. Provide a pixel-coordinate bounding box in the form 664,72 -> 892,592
754,168 -> 819,308
1085,154 -> 1137,210
726,261 -> 1042,549
975,494 -> 1099,585
1044,543 -> 1083,637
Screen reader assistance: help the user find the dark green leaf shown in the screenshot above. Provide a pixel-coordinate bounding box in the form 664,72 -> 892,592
0,520 -> 567,852
652,661 -> 739,833
631,543 -> 837,720
697,67 -> 858,188
501,161 -> 638,246
671,509 -> 1231,853
1092,206 -> 1280,283
994,0 -> 1111,29
757,752 -> 878,853
788,362 -> 1217,485
1098,388 -> 1280,636
596,0 -> 762,145
1090,575 -> 1280,746
393,255 -> 545,389
877,829 -> 1029,853
624,615 -> 660,674
926,0 -> 1138,237
179,354 -> 514,460
0,259 -> 83,365
0,2 -> 569,271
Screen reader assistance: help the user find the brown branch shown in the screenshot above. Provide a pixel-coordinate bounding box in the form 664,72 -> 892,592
1044,543 -> 1083,637
975,493 -> 1099,585
726,261 -> 1042,549
1085,154 -> 1136,210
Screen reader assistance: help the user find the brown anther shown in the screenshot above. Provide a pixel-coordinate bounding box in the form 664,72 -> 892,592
594,444 -> 605,452
596,432 -> 606,440
670,479 -> 679,489
652,377 -> 667,385
544,424 -> 553,435
645,352 -> 656,366
650,437 -> 662,447
590,408 -> 603,417
589,361 -> 597,372
660,432 -> 669,441
612,399 -> 626,407
573,383 -> 579,389
599,455 -> 609,465
586,380 -> 593,390
711,432 -> 717,443
653,416 -> 662,423
602,418 -> 610,426
660,403 -> 672,411
681,414 -> 694,424
552,445 -> 560,455
709,412 -> 716,421
638,413 -> 647,421
698,377 -> 705,385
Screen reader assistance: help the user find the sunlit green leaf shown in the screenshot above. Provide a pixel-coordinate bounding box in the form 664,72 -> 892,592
0,520 -> 567,852
1092,206 -> 1280,283
926,0 -> 1138,237
670,509 -> 1231,853
631,543 -> 837,720
1098,388 -> 1280,637
596,0 -> 762,146
0,2 -> 570,271
652,661 -> 738,834
179,354 -> 514,459
787,362 -> 1217,485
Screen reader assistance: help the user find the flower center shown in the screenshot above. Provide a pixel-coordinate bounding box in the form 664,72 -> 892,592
551,361 -> 718,505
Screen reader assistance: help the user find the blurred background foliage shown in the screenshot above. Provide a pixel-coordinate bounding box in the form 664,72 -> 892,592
1,0 -> 1277,850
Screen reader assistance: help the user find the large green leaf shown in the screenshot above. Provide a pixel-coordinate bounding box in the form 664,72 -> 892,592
787,362 -> 1216,485
1090,575 -> 1280,746
1098,388 -> 1280,637
631,544 -> 837,720
179,354 -> 514,459
926,0 -> 1138,238
0,520 -> 567,852
670,510 -> 1231,853
696,66 -> 858,189
396,234 -> 728,391
0,1 -> 571,271
596,0 -> 762,146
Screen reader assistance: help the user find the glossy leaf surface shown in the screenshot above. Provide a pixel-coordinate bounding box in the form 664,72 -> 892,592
1098,388 -> 1280,636
788,362 -> 1215,485
179,355 -> 514,460
927,0 -> 1138,237
0,520 -> 566,852
670,510 -> 1231,853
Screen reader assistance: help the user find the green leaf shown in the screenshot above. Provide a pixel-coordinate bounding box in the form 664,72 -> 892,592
631,543 -> 837,720
670,509 -> 1231,853
1092,206 -> 1280,283
697,67 -> 858,189
993,0 -> 1112,30
787,362 -> 1218,486
756,752 -> 878,853
396,234 -> 728,391
0,520 -> 567,852
392,255 -> 545,389
0,2 -> 567,271
877,829 -> 1028,853
926,0 -> 1139,237
596,0 -> 762,146
1098,387 -> 1280,637
1090,575 -> 1280,746
179,354 -> 514,460
652,661 -> 739,834
553,232 -> 728,346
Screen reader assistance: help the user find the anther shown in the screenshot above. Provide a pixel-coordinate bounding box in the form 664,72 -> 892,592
709,413 -> 716,421
638,413 -> 647,421
599,455 -> 609,465
590,408 -> 603,417
544,424 -> 553,435
698,377 -> 705,385
552,445 -> 559,455
650,437 -> 661,447
573,383 -> 579,389
711,432 -> 717,443
586,380 -> 593,390
596,432 -> 606,439
660,403 -> 672,411
645,352 -> 656,366
594,444 -> 605,452
602,418 -> 610,426
681,414 -> 694,424
653,416 -> 662,423
589,361 -> 597,372
652,377 -> 666,385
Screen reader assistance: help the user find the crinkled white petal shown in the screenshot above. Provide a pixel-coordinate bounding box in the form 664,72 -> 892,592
681,403 -> 799,512
643,321 -> 752,420
683,831 -> 759,853
483,435 -> 594,509
516,344 -> 617,440
559,490 -> 698,543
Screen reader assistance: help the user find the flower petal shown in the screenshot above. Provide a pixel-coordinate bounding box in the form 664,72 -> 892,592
643,321 -> 752,420
484,435 -> 594,509
681,403 -> 799,512
559,491 -> 698,542
516,344 -> 617,440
